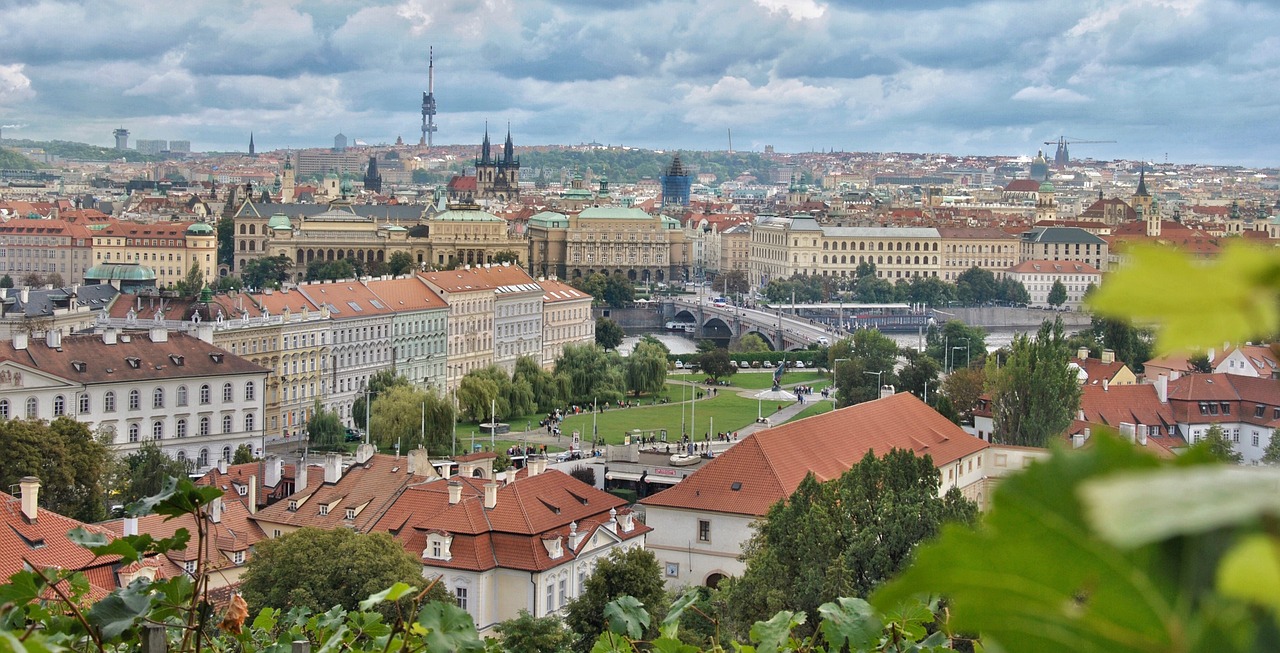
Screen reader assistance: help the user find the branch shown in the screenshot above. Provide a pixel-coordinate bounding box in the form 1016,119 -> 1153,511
23,561 -> 104,652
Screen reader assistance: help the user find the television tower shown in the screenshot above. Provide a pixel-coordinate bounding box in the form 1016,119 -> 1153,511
420,47 -> 438,147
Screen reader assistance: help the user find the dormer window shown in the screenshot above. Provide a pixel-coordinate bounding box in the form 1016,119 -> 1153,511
345,508 -> 355,520
169,354 -> 185,366
232,551 -> 245,565
288,500 -> 298,512
423,532 -> 453,561
319,505 -> 329,516
542,536 -> 564,560
71,360 -> 87,373
126,357 -> 141,369
209,353 -> 224,364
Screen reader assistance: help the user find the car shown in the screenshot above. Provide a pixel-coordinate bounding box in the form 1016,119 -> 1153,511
740,361 -> 751,369
817,336 -> 830,346
795,361 -> 806,369
674,360 -> 685,369
344,428 -> 362,442
730,360 -> 739,368
751,361 -> 763,368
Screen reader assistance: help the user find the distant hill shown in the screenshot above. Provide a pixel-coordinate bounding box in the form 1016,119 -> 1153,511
2,139 -> 157,163
0,147 -> 39,170
520,148 -> 779,185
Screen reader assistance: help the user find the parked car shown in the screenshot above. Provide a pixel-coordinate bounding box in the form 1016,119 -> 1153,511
344,428 -> 362,442
795,361 -> 806,369
675,360 -> 685,369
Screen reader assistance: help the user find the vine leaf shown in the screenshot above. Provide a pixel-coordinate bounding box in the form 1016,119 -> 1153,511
416,601 -> 484,653
1217,534 -> 1280,613
748,609 -> 804,653
604,595 -> 649,640
817,597 -> 883,652
86,579 -> 153,640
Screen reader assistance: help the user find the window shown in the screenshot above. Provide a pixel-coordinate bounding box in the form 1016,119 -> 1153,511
1257,405 -> 1266,418
177,385 -> 188,406
244,413 -> 255,432
199,417 -> 210,436
455,587 -> 468,611
128,423 -> 140,442
245,381 -> 255,401
129,389 -> 141,410
25,397 -> 37,418
200,385 -> 211,404
232,551 -> 244,565
177,418 -> 187,438
53,395 -> 64,416
198,448 -> 209,468
558,577 -> 567,608
1253,434 -> 1260,447
152,421 -> 164,440
546,583 -> 555,613
184,560 -> 197,576
78,394 -> 89,414
432,541 -> 442,558
697,519 -> 711,542
0,399 -> 7,419
104,392 -> 116,412
153,387 -> 165,409
222,415 -> 233,433
1220,402 -> 1231,415
222,383 -> 233,403
222,445 -> 232,463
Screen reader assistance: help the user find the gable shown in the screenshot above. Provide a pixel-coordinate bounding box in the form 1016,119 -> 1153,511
0,360 -> 77,391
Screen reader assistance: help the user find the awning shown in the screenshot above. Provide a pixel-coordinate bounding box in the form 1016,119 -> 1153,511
605,471 -> 643,482
643,474 -> 683,485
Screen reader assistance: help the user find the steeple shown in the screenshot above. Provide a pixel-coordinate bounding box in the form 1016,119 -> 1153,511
503,124 -> 515,165
479,123 -> 492,165
249,132 -> 255,156
1135,166 -> 1149,197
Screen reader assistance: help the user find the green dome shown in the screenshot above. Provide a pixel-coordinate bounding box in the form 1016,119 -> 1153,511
85,263 -> 157,281
1039,180 -> 1055,193
186,222 -> 214,235
267,213 -> 293,231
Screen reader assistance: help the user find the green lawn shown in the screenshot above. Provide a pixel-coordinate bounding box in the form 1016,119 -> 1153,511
558,391 -> 789,444
790,401 -> 835,422
669,370 -> 827,390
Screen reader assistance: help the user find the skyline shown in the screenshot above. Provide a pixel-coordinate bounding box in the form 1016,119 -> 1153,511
0,0 -> 1277,167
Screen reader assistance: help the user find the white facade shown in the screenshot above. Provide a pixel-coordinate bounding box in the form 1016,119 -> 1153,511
493,283 -> 544,373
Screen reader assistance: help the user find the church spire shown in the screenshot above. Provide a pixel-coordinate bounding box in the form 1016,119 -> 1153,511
503,123 -> 514,165
249,132 -> 255,156
1135,166 -> 1149,197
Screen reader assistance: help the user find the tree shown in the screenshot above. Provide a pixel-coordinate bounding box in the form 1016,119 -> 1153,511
115,440 -> 192,506
595,316 -> 624,350
232,443 -> 255,465
855,260 -> 877,279
602,273 -> 635,307
1262,429 -> 1280,464
240,526 -> 450,616
306,258 -> 355,281
733,332 -> 770,353
698,347 -> 737,381
21,272 -> 42,287
563,546 -> 667,653
625,340 -> 668,396
903,275 -> 955,307
1085,315 -> 1154,373
45,272 -> 64,287
352,370 -> 410,429
718,269 -> 749,296
1186,352 -> 1214,373
569,465 -> 596,486
924,320 -> 987,370
1197,424 -> 1242,463
491,249 -> 522,264
941,365 -> 986,423
456,373 -> 501,423
854,274 -> 894,303
724,448 -> 977,635
555,343 -> 625,405
955,267 -> 997,305
829,330 -> 899,407
897,349 -> 941,401
307,403 -> 345,449
1047,279 -> 1068,308
387,251 -> 414,275
985,317 -> 1082,447
369,385 -> 431,450
173,261 -> 205,298
217,216 -> 235,267
514,355 -> 562,413
0,274 -> 13,288
495,610 -> 571,653
241,254 -> 292,289
0,417 -> 110,523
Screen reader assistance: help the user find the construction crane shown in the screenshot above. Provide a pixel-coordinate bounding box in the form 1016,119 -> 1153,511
1044,136 -> 1116,168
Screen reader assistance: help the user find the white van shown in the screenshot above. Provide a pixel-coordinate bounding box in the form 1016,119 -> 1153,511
817,336 -> 830,346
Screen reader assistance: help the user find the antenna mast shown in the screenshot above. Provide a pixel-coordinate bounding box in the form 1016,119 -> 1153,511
420,47 -> 438,147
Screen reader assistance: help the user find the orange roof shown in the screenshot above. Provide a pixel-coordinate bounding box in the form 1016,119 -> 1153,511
0,488 -> 125,599
250,288 -> 323,315
297,281 -> 395,319
538,279 -> 590,303
640,393 -> 989,517
420,264 -> 538,294
364,277 -> 448,312
252,453 -> 428,532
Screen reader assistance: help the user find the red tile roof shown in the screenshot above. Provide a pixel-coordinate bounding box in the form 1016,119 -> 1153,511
364,277 -> 448,311
0,331 -> 266,384
640,393 -> 988,517
0,487 -> 126,599
252,453 -> 429,533
420,264 -> 538,294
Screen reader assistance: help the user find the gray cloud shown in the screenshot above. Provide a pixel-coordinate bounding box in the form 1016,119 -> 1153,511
0,0 -> 1274,166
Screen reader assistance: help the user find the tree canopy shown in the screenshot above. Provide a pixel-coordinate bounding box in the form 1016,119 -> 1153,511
1047,279 -> 1068,307
563,546 -> 668,653
595,316 -> 624,350
985,317 -> 1082,447
368,385 -> 455,454
829,330 -> 900,407
240,255 -> 293,290
0,416 -> 110,523
307,403 -> 345,449
625,340 -> 668,396
723,448 -> 977,637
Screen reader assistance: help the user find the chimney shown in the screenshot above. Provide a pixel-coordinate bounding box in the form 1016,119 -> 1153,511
12,333 -> 27,350
45,330 -> 61,349
196,325 -> 214,344
1119,422 -> 1136,443
1072,431 -> 1086,449
264,455 -> 282,488
295,456 -> 309,493
618,508 -> 634,532
1101,349 -> 1115,365
217,457 -> 228,474
19,287 -> 28,303
527,456 -> 540,477
248,474 -> 258,515
149,327 -> 168,343
323,453 -> 342,484
354,442 -> 375,465
1156,374 -> 1168,403
1077,346 -> 1089,360
483,481 -> 499,509
1137,425 -> 1148,446
123,516 -> 138,536
18,477 -> 38,522
1103,379 -> 1109,392
448,480 -> 463,505
408,448 -> 437,478
1077,409 -> 1085,421
505,466 -> 516,485
879,384 -> 895,400
103,329 -> 117,345
568,521 -> 584,549
209,497 -> 223,524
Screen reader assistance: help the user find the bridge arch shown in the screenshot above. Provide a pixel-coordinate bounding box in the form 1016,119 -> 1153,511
743,330 -> 776,350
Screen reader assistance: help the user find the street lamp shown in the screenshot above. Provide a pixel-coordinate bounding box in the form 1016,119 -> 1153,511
864,370 -> 883,396
951,340 -> 970,373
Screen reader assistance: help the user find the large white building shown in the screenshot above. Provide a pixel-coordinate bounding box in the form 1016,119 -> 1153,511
1006,259 -> 1101,309
747,215 -> 943,286
0,329 -> 268,472
297,281 -> 394,426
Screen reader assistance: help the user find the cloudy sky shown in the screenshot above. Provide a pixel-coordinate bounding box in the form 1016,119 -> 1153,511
0,0 -> 1276,166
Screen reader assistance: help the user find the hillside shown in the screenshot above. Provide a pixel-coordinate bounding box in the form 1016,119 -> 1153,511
2,139 -> 156,163
0,147 -> 40,170
519,148 -> 779,185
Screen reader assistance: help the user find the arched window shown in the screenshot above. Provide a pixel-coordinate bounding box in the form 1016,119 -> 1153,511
841,255 -> 847,264
25,397 -> 37,419
152,421 -> 164,440
222,415 -> 233,433
129,389 -> 141,410
153,387 -> 165,409
198,448 -> 209,468
128,423 -> 140,442
200,385 -> 211,404
877,242 -> 884,251
222,446 -> 232,464
222,383 -> 233,403
104,391 -> 116,412
176,450 -> 187,464
245,381 -> 256,401
53,395 -> 65,417
176,419 -> 188,438
199,417 -> 210,437
78,394 -> 89,414
177,385 -> 188,406
245,413 -> 255,432
0,399 -> 10,419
